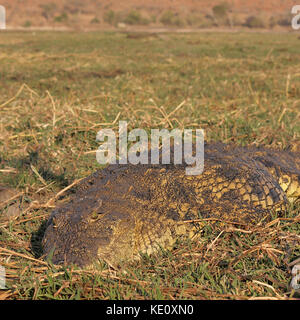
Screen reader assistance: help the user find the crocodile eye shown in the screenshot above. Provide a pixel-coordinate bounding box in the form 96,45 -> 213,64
89,202 -> 104,221
90,210 -> 99,220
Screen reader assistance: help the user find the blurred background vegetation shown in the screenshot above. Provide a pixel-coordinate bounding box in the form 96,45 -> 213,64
0,0 -> 296,30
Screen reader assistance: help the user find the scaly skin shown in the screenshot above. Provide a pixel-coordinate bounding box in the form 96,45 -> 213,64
42,142 -> 300,268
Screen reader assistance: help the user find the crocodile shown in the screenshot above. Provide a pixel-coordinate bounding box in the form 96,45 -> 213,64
42,142 -> 300,268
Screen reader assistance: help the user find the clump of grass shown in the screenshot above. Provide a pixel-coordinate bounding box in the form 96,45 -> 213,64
246,14 -> 292,29
90,17 -> 100,25
269,16 -> 278,29
122,10 -> 150,26
244,16 -> 266,28
40,3 -> 57,21
160,10 -> 185,27
54,12 -> 68,23
185,13 -> 218,29
22,21 -> 32,28
185,13 -> 207,28
277,14 -> 293,27
103,10 -> 120,26
212,3 -> 229,18
212,2 -> 232,26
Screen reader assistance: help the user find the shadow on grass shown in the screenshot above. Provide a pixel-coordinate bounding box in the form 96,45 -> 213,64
30,220 -> 48,259
1,150 -> 71,189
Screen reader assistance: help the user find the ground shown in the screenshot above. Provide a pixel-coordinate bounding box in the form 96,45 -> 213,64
0,30 -> 299,299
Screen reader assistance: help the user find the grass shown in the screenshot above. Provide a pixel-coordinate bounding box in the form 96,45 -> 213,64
0,30 -> 300,300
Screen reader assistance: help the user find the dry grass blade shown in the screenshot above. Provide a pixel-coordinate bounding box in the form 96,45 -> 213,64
0,192 -> 23,208
0,84 -> 25,109
45,178 -> 84,207
0,247 -> 48,266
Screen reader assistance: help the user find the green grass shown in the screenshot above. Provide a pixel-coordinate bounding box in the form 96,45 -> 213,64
0,30 -> 299,300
